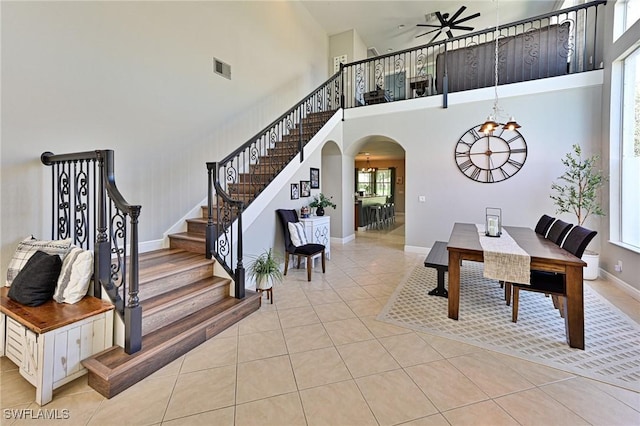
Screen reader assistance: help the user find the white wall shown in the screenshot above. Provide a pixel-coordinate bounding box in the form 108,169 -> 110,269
1,1 -> 329,273
343,75 -> 605,254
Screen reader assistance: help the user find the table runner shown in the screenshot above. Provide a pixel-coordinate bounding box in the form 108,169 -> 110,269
475,224 -> 531,284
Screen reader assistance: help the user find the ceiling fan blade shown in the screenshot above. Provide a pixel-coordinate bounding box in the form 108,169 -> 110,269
453,12 -> 481,25
415,28 -> 440,38
416,24 -> 441,28
450,25 -> 474,31
448,6 -> 467,24
446,30 -> 454,39
435,11 -> 446,26
428,30 -> 443,44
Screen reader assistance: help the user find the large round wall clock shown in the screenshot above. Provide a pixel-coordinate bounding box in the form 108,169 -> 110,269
454,124 -> 528,183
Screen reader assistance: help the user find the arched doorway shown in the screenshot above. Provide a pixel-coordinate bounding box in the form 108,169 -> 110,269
352,136 -> 406,244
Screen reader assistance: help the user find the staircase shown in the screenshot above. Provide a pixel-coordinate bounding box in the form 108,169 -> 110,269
81,109 -> 337,398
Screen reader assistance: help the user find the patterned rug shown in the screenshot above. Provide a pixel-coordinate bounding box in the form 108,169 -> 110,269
377,261 -> 640,391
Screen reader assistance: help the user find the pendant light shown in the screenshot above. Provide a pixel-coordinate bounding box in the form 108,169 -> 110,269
360,156 -> 376,172
480,0 -> 520,134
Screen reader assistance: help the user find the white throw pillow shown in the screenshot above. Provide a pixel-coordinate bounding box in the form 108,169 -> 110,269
6,236 -> 72,286
288,222 -> 308,247
54,246 -> 93,304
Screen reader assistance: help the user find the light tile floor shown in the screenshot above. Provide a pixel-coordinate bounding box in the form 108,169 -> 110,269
1,216 -> 639,425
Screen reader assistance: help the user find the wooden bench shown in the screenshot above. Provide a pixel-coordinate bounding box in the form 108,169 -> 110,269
424,241 -> 449,298
1,287 -> 114,405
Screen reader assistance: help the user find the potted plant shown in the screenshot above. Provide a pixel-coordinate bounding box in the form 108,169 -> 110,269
247,248 -> 283,290
550,144 -> 607,279
309,193 -> 336,216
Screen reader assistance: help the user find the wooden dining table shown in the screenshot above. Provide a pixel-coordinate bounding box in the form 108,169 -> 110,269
446,223 -> 588,349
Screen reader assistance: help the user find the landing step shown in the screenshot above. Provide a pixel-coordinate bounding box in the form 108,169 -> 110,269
82,291 -> 261,399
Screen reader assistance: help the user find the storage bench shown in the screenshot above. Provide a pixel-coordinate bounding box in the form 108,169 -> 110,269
1,287 -> 114,405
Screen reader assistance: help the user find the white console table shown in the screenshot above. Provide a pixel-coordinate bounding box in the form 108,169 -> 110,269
300,215 -> 330,260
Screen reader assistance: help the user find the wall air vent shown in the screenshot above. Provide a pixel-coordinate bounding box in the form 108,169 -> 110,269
213,58 -> 231,80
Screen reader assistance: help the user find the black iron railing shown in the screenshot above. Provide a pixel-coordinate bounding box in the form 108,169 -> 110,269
206,73 -> 342,291
342,0 -> 606,108
208,1 -> 606,294
41,150 -> 142,354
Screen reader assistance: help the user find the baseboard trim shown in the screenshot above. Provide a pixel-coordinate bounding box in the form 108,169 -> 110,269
404,245 -> 429,254
599,269 -> 640,301
332,234 -> 355,245
139,239 -> 165,253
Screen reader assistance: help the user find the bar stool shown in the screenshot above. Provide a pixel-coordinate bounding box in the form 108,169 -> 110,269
380,204 -> 390,228
370,204 -> 383,230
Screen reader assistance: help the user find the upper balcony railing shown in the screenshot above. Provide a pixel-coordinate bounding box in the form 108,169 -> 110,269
341,0 -> 606,109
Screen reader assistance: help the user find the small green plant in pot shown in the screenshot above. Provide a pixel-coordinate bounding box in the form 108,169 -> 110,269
247,249 -> 283,290
309,193 -> 336,216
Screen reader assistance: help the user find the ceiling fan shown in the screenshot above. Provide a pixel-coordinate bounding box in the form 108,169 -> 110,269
416,6 -> 481,44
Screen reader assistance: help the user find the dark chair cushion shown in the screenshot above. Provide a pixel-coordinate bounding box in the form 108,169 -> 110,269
292,244 -> 325,256
534,215 -> 555,237
561,226 -> 597,259
546,219 -> 573,245
526,270 -> 565,294
8,250 -> 63,307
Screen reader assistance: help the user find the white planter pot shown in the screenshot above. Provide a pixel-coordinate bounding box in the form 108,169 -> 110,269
255,275 -> 273,290
582,252 -> 599,280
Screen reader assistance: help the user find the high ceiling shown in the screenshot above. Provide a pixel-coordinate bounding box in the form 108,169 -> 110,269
301,1 -> 562,161
302,1 -> 561,55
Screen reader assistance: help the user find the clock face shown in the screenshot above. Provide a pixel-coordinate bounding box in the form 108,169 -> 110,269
455,124 -> 527,183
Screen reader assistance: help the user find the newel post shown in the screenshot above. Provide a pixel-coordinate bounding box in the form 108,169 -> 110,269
125,205 -> 142,354
235,201 -> 245,299
94,150 -> 109,300
205,162 -> 217,259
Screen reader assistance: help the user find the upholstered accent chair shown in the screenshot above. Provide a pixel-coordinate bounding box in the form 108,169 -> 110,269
276,209 -> 326,281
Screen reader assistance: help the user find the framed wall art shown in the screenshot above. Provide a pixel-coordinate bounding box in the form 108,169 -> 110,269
310,168 -> 320,189
300,180 -> 311,197
291,183 -> 299,200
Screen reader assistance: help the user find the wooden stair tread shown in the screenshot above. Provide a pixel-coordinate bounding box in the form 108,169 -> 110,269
140,276 -> 229,315
186,217 -> 208,224
169,232 -> 206,242
82,292 -> 261,397
138,249 -> 212,283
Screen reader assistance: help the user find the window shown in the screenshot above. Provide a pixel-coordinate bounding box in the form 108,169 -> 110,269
621,46 -> 640,249
357,171 -> 374,195
375,169 -> 392,197
615,0 -> 640,40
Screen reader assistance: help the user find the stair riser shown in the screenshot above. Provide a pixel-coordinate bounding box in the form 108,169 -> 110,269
142,285 -> 228,335
169,236 -> 206,254
201,205 -> 241,218
187,220 -> 207,235
139,266 -> 214,301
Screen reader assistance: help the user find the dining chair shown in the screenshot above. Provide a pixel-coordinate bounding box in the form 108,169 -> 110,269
276,209 -> 326,281
507,225 -> 597,322
545,219 -> 573,245
534,214 -> 555,237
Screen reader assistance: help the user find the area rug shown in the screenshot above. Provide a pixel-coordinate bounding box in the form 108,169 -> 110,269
377,261 -> 640,392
